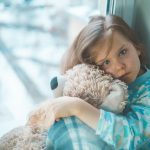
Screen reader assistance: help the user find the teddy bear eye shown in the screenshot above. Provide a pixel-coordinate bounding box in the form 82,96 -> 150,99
50,77 -> 58,90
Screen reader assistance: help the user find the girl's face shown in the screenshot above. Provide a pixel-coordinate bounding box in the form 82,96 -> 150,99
92,31 -> 142,84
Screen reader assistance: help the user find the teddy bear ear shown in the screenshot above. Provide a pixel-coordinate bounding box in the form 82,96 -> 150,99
50,77 -> 58,90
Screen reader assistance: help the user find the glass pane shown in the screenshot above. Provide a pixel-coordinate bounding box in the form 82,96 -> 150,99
0,0 -> 100,136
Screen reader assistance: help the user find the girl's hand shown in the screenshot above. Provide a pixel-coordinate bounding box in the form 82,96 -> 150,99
27,96 -> 80,129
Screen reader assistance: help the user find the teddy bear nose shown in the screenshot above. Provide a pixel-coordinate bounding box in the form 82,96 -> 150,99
50,77 -> 58,90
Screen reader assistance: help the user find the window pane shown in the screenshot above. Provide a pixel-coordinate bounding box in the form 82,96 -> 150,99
0,0 -> 100,136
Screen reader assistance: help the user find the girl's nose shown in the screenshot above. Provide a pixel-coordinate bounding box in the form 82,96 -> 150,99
112,60 -> 126,77
115,61 -> 125,70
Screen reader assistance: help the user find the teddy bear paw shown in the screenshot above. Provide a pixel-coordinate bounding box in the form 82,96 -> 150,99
118,101 -> 128,112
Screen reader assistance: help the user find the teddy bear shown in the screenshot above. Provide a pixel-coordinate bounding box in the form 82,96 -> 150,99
0,126 -> 47,150
50,63 -> 128,113
0,63 -> 128,150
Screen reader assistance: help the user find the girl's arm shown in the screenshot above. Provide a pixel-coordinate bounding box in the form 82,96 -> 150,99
75,99 -> 100,129
27,84 -> 123,130
52,96 -> 100,129
27,96 -> 100,130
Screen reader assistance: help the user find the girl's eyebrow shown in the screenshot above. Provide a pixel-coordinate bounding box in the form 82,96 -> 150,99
118,42 -> 130,51
118,44 -> 125,52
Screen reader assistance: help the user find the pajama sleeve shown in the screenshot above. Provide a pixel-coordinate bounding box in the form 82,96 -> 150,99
96,69 -> 150,150
96,102 -> 150,150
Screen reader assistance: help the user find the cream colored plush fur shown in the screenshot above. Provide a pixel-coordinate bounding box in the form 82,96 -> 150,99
63,64 -> 128,112
0,126 -> 47,150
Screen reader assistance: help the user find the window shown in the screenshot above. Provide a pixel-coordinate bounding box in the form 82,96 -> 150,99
0,0 -> 101,136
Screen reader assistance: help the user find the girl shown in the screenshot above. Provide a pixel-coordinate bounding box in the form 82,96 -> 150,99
28,15 -> 150,149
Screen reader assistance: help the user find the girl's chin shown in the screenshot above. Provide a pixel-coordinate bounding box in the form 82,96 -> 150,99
125,76 -> 137,84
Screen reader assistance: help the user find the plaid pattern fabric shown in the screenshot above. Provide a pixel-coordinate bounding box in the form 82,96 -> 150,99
46,116 -> 114,150
136,138 -> 150,150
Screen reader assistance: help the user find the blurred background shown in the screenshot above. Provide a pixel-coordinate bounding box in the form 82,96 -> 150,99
0,0 -> 101,137
1,0 -> 150,137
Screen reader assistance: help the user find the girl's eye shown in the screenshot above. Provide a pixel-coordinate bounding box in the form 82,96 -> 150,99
119,49 -> 127,56
103,60 -> 110,66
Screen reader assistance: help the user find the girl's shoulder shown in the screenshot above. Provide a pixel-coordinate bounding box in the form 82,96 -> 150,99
128,67 -> 150,90
139,67 -> 150,87
128,67 -> 150,102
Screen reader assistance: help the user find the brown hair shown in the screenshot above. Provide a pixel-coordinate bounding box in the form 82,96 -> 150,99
60,15 -> 145,74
